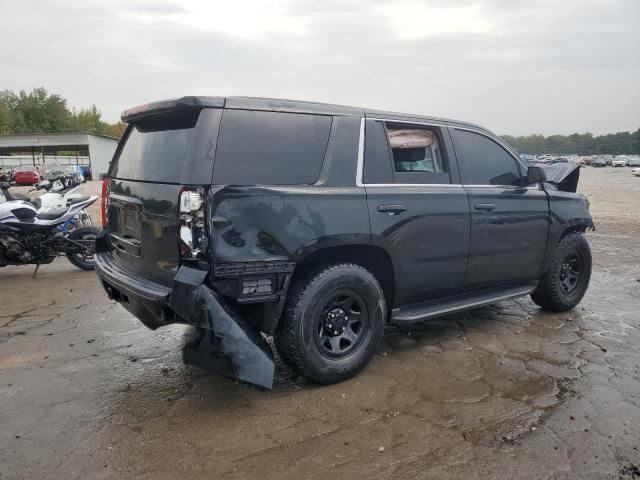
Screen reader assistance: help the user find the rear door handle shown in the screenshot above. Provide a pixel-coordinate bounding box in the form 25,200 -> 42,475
377,204 -> 406,215
474,203 -> 496,211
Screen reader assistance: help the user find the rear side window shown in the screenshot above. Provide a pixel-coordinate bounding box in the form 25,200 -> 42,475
384,122 -> 451,184
456,129 -> 522,186
110,110 -> 212,184
212,110 -> 332,185
387,126 -> 447,174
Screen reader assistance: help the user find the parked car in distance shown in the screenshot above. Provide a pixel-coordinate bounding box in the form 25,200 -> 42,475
13,165 -> 43,185
612,157 -> 628,167
631,167 -> 640,177
627,157 -> 640,167
95,96 -> 595,389
591,157 -> 607,167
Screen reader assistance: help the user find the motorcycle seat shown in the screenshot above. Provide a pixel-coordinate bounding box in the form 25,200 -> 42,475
67,195 -> 91,205
37,207 -> 68,220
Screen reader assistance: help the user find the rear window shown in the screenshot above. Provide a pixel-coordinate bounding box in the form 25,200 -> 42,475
109,109 -> 212,184
212,110 -> 332,185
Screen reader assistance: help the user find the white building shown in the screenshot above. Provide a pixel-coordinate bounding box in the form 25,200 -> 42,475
0,132 -> 119,179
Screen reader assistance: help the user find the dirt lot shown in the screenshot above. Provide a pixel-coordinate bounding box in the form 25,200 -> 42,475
1,168 -> 639,480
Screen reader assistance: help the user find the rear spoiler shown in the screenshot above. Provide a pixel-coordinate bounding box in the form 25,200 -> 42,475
121,96 -> 225,123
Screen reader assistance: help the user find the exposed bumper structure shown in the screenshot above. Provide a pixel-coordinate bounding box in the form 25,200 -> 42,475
95,234 -> 275,389
170,266 -> 275,389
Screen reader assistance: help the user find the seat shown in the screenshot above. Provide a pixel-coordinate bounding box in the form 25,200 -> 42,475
37,207 -> 68,220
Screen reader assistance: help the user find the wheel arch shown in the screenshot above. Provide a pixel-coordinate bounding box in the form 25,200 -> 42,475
290,243 -> 396,314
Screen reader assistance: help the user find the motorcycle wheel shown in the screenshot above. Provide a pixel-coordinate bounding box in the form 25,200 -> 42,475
66,226 -> 100,270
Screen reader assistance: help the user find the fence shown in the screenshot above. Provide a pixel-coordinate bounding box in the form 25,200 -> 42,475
0,155 -> 91,169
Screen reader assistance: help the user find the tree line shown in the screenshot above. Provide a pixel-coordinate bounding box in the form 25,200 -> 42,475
0,87 -> 125,138
501,130 -> 640,156
1,88 -> 638,155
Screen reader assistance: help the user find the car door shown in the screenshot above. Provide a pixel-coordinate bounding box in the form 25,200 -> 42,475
450,126 -> 549,287
362,118 -> 470,306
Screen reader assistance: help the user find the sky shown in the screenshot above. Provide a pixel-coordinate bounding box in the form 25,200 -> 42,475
1,0 -> 638,135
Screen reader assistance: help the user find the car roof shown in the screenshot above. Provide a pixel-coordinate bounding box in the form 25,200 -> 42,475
122,95 -> 485,131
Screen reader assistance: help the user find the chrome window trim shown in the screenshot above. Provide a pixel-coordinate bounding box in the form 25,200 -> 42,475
361,183 -> 463,188
355,117 -> 366,187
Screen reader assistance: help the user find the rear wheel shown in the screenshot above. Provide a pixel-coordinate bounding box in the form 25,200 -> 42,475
275,263 -> 386,384
531,232 -> 591,312
66,226 -> 100,270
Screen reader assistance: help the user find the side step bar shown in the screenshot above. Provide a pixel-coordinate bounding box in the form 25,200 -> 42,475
391,284 -> 536,323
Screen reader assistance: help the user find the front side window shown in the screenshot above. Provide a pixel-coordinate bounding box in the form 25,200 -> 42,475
456,129 -> 522,186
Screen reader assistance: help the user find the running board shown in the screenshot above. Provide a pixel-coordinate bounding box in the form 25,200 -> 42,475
391,285 -> 536,323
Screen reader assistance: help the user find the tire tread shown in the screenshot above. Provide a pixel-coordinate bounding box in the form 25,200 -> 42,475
275,263 -> 385,384
531,232 -> 591,312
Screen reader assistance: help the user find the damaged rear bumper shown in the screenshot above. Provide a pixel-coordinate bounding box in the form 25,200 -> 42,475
95,250 -> 275,389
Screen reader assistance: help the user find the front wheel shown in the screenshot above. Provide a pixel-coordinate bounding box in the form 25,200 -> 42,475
531,232 -> 592,312
66,226 -> 100,270
275,263 -> 386,384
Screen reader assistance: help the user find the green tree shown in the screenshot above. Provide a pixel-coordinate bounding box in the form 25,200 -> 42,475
70,104 -> 105,134
0,101 -> 11,134
0,87 -> 125,137
12,87 -> 71,133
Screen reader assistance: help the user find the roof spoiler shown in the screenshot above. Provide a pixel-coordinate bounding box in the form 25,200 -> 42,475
121,96 -> 225,123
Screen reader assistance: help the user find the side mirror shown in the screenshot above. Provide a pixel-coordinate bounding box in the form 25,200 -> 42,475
526,165 -> 547,185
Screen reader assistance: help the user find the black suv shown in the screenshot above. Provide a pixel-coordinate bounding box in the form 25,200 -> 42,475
95,96 -> 593,389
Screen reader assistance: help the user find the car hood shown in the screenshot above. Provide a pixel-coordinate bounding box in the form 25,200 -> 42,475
530,160 -> 581,193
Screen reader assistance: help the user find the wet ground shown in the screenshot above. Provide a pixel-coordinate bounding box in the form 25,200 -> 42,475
1,168 -> 639,479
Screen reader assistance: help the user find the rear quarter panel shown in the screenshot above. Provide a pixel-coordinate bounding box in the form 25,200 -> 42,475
208,186 -> 370,265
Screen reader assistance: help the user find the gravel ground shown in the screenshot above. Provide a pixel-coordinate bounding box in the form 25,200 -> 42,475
0,167 -> 638,480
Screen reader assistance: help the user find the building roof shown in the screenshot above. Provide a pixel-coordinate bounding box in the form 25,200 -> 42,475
0,132 -> 118,147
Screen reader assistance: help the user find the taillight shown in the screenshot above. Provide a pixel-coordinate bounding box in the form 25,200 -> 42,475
178,188 -> 207,260
101,177 -> 110,227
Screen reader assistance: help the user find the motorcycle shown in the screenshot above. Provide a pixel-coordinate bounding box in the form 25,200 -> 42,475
0,181 -> 100,273
29,177 -> 93,226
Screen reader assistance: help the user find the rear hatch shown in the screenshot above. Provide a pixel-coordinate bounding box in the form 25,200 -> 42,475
105,107 -> 221,286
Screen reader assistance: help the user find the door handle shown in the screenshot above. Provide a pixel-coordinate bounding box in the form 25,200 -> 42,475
377,204 -> 406,215
474,203 -> 496,211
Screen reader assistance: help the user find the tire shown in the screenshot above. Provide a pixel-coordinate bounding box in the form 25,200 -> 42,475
66,226 -> 100,270
275,263 -> 386,384
531,232 -> 592,312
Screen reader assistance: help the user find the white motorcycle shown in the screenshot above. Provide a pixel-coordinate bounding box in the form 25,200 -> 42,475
28,176 -> 93,226
0,181 -> 100,272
